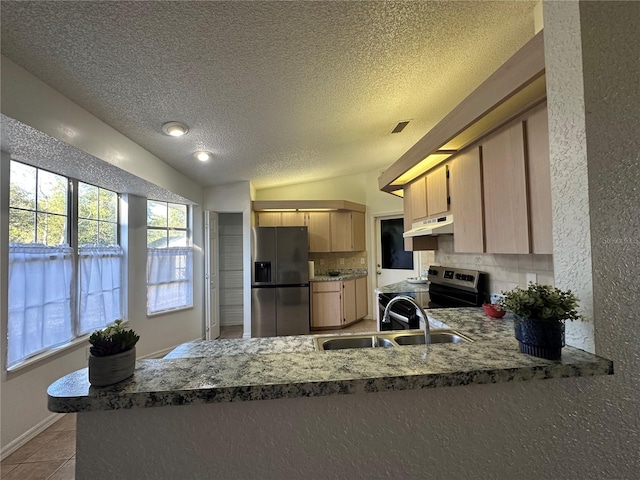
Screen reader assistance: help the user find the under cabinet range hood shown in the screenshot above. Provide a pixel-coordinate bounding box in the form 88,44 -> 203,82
403,214 -> 454,238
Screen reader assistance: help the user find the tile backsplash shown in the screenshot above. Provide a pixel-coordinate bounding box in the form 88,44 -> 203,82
309,251 -> 367,271
420,236 -> 554,298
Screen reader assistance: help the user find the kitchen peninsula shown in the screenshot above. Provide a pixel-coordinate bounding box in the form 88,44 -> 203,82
48,309 -> 612,479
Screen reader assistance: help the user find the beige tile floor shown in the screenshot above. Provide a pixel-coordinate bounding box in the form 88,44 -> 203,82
1,318 -> 375,479
1,413 -> 76,480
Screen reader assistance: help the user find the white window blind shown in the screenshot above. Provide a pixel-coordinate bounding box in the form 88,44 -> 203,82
147,246 -> 193,314
7,243 -> 74,367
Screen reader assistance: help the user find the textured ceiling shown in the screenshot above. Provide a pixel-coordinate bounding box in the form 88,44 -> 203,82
0,1 -> 536,191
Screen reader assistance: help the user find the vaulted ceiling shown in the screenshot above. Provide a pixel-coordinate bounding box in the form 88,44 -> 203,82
1,1 -> 537,191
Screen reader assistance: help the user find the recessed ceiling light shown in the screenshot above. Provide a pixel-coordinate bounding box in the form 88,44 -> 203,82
193,151 -> 212,162
161,121 -> 189,137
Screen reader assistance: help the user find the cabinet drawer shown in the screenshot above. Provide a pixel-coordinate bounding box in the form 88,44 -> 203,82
312,281 -> 341,293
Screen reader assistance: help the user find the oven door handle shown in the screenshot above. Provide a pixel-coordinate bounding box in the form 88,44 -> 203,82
385,310 -> 411,324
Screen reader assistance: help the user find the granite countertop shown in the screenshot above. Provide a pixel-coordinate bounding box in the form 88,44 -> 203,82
376,279 -> 430,294
47,308 -> 613,413
309,268 -> 367,282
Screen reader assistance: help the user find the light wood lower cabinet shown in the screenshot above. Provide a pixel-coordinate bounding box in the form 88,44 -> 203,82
311,281 -> 343,328
342,279 -> 356,324
311,277 -> 368,329
355,276 -> 368,320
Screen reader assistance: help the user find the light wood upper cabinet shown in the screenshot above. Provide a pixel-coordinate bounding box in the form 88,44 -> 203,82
450,148 -> 484,253
305,212 -> 331,253
256,212 -> 281,226
525,105 -> 553,254
355,276 -> 368,320
426,164 -> 449,216
482,121 -> 530,254
411,176 -> 427,220
281,212 -> 305,226
403,182 -> 414,251
330,211 -> 365,252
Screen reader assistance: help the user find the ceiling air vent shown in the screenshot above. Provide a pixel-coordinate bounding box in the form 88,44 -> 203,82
391,121 -> 410,134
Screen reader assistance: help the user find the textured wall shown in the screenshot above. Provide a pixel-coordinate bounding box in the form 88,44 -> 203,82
545,0 -> 594,351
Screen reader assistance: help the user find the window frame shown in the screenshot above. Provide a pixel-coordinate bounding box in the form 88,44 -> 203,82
145,200 -> 193,315
5,161 -> 124,371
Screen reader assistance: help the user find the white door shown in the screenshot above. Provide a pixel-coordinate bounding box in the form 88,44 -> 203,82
204,211 -> 220,340
375,215 -> 419,289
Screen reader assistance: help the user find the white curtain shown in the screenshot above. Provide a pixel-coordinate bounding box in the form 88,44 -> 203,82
7,243 -> 74,367
78,245 -> 124,335
147,246 -> 193,314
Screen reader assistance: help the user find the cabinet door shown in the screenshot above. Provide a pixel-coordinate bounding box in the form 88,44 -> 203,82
355,276 -> 368,320
525,106 -> 553,254
342,279 -> 356,324
451,148 -> 484,253
330,212 -> 352,252
403,183 -> 414,251
351,212 -> 366,252
306,212 -> 331,252
311,292 -> 343,327
281,212 -> 305,226
410,176 -> 427,221
257,212 -> 281,226
311,281 -> 342,328
426,164 -> 449,216
482,122 -> 530,254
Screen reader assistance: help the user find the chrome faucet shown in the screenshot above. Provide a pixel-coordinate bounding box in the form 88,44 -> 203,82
382,295 -> 431,346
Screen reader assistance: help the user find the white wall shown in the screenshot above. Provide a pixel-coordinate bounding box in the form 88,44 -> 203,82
0,65 -> 205,453
203,182 -> 253,337
255,173 -> 368,204
1,56 -> 201,205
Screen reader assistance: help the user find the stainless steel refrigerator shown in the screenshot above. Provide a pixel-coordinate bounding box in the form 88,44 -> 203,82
251,226 -> 310,337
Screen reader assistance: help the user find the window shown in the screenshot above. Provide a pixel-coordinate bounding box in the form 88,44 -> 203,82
380,218 -> 413,270
146,200 -> 193,314
7,161 -> 123,369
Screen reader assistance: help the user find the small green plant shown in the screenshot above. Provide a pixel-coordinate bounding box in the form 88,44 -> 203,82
499,283 -> 584,322
89,319 -> 140,357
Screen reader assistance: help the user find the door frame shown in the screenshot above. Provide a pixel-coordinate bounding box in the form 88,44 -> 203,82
204,211 -> 220,340
371,212 -> 420,291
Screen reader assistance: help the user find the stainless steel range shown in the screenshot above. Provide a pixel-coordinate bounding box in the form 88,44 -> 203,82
377,266 -> 487,331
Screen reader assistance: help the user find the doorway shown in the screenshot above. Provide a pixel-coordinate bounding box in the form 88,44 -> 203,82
374,214 -> 419,289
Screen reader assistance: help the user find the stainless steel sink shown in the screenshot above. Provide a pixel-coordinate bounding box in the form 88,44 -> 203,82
316,335 -> 395,350
314,330 -> 472,351
393,331 -> 472,345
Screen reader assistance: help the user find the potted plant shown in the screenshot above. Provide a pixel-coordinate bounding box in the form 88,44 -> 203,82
88,319 -> 140,387
499,283 -> 583,360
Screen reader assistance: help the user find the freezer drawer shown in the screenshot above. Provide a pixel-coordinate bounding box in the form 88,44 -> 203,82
276,286 -> 310,336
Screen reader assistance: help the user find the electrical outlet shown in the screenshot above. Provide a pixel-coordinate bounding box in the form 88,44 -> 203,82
489,293 -> 504,304
360,258 -> 365,264
319,259 -> 324,265
339,258 -> 344,265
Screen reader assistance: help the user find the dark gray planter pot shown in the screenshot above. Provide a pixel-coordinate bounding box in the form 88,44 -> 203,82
88,347 -> 136,387
513,316 -> 565,360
